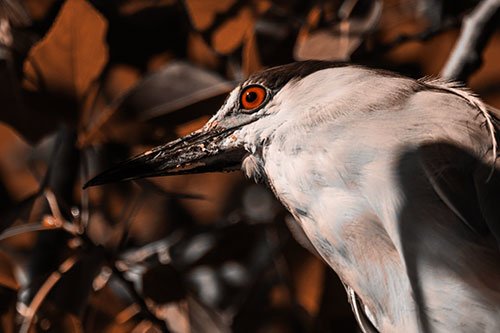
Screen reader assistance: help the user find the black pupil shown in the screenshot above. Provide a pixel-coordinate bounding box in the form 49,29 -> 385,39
245,91 -> 258,103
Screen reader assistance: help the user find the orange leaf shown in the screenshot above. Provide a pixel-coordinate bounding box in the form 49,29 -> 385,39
22,0 -> 108,100
186,0 -> 271,56
184,0 -> 236,31
0,250 -> 19,291
212,6 -> 254,54
242,29 -> 263,75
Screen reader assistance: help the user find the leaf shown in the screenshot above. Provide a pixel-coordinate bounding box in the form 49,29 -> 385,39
20,254 -> 80,333
78,61 -> 235,146
184,0 -> 270,55
116,0 -> 176,15
49,312 -> 84,333
253,8 -> 297,68
294,0 -> 382,61
142,264 -> 185,304
187,32 -> 221,70
187,296 -> 231,333
48,246 -> 106,316
22,0 -> 108,99
0,287 -> 17,333
85,285 -> 137,331
0,250 -> 19,291
39,125 -> 79,205
211,6 -> 256,55
22,0 -> 62,22
2,0 -> 108,142
242,27 -> 263,75
183,0 -> 236,31
126,61 -> 235,120
0,122 -> 38,201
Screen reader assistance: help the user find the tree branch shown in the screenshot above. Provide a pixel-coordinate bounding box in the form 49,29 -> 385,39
112,265 -> 171,333
441,0 -> 500,82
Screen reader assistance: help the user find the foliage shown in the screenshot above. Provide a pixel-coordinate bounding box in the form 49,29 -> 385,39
0,0 -> 499,332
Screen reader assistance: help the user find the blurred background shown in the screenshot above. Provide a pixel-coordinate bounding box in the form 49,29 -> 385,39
0,0 -> 499,332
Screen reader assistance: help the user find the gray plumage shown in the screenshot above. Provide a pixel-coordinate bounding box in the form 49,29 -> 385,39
86,61 -> 500,332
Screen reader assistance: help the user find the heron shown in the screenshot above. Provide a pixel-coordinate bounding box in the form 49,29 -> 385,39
85,61 -> 500,332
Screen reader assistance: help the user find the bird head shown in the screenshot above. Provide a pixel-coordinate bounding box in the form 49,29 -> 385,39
84,61 -> 347,188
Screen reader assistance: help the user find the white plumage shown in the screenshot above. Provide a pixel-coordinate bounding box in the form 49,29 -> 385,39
215,65 -> 500,332
87,61 -> 500,332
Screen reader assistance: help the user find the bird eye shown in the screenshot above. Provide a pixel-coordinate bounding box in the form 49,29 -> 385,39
240,85 -> 267,111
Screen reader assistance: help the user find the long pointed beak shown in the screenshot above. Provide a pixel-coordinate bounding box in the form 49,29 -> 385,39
83,125 -> 246,188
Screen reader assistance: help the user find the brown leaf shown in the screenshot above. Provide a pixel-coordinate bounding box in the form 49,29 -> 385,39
22,0 -> 59,21
0,287 -> 16,333
187,32 -> 220,70
117,0 -> 176,15
293,254 -> 324,316
185,0 -> 270,56
294,1 -> 382,61
0,124 -> 38,201
35,309 -> 84,333
211,6 -> 255,54
85,285 -> 137,331
22,0 -> 108,100
242,29 -> 263,76
0,250 -> 19,291
142,264 -> 185,304
77,62 -> 234,147
184,0 -> 236,31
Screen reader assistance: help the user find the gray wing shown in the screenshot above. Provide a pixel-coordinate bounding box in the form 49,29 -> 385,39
419,105 -> 500,246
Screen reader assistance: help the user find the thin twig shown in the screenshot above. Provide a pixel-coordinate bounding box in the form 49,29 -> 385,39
0,223 -> 55,241
116,192 -> 146,252
19,255 -> 81,333
111,264 -> 171,333
441,0 -> 500,81
44,189 -> 79,234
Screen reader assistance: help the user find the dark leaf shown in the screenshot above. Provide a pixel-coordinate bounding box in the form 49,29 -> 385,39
254,6 -> 298,67
0,250 -> 19,291
0,189 -> 36,235
121,61 -> 235,120
187,295 -> 231,333
2,0 -> 108,142
22,0 -> 108,98
20,254 -> 81,332
79,62 -> 235,147
84,284 -> 137,332
294,0 -> 382,61
142,264 -> 185,304
0,286 -> 16,333
48,246 -> 106,316
88,0 -> 187,69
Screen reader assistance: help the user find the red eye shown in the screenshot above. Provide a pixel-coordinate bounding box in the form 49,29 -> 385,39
240,85 -> 267,110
